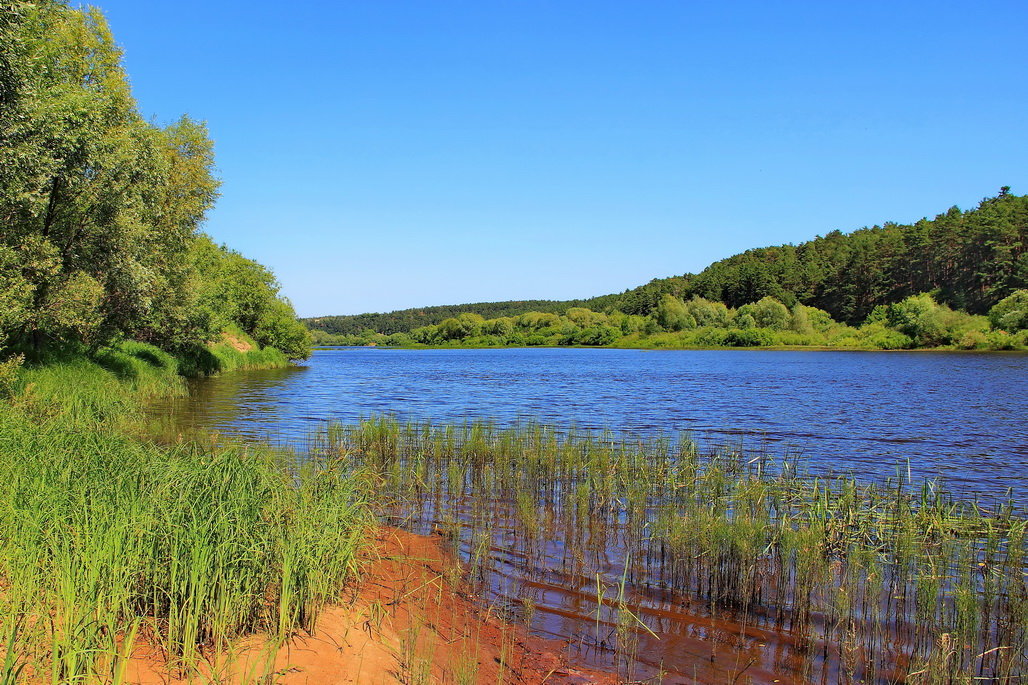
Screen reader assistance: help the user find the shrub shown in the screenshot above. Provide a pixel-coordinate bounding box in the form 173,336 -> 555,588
865,329 -> 915,350
738,297 -> 790,330
686,297 -> 732,328
956,330 -> 988,350
724,328 -> 774,347
654,295 -> 694,331
692,327 -> 730,346
988,290 -> 1028,332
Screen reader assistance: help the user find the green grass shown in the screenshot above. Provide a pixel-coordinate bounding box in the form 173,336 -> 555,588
0,344 -> 371,683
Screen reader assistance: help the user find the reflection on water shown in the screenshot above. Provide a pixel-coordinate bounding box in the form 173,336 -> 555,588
152,347 -> 1028,499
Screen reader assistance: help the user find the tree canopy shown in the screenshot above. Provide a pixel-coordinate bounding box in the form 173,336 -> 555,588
0,1 -> 310,360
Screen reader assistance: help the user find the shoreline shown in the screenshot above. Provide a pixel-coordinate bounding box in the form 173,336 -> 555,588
123,527 -> 614,685
315,342 -> 1028,353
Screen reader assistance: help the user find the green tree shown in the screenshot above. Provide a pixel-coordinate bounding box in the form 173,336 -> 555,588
738,296 -> 790,330
653,295 -> 693,331
685,297 -> 731,328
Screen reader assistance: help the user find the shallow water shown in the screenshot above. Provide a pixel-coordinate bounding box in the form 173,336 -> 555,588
155,347 -> 1028,500
153,346 -> 1028,682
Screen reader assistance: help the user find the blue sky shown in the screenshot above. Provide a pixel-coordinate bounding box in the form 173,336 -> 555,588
92,1 -> 1027,317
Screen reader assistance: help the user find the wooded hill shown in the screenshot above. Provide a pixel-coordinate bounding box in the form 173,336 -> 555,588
309,189 -> 1027,334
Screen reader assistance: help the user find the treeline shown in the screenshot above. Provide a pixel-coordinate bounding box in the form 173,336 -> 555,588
634,189 -> 1028,322
315,290 -> 1028,350
0,1 -> 311,367
305,299 -> 606,336
312,190 -> 1027,335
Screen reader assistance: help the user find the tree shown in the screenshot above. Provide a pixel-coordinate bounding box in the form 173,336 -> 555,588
737,296 -> 790,330
653,295 -> 693,331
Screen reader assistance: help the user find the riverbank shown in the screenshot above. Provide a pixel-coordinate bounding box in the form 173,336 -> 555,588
6,343 -> 1028,683
0,344 -> 613,684
318,341 -> 1028,353
124,527 -> 611,684
0,343 -> 370,683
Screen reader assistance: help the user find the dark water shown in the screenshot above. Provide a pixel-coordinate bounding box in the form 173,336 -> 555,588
156,347 -> 1028,499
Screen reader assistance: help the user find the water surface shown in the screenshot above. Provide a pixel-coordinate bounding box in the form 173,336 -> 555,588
156,347 -> 1028,498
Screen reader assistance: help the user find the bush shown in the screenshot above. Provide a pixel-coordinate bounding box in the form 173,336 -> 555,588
692,327 -> 730,346
988,290 -> 1028,332
956,330 -> 988,350
985,330 -> 1016,350
686,297 -> 732,328
654,295 -> 693,331
863,328 -> 915,350
884,293 -> 984,347
738,297 -> 790,330
562,325 -> 622,346
724,328 -> 775,347
773,330 -> 821,346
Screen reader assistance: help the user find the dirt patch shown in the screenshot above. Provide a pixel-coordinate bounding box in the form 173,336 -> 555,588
220,331 -> 253,353
122,527 -> 614,684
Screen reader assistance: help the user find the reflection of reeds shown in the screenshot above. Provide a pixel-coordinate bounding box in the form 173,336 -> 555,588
325,417 -> 1028,682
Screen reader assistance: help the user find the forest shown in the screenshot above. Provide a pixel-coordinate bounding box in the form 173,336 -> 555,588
313,290 -> 1028,350
0,0 -> 311,369
310,190 -> 1028,347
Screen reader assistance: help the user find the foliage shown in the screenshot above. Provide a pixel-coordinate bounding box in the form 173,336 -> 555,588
305,299 -> 600,336
308,191 -> 1027,339
681,192 -> 1028,322
988,289 -> 1028,332
176,326 -> 290,377
881,293 -> 988,348
187,236 -> 312,358
737,296 -> 791,330
653,294 -> 693,331
313,293 -> 1023,351
0,1 -> 310,361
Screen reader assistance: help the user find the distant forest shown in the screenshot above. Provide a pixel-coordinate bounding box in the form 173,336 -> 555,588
308,190 -> 1027,335
307,299 -> 610,337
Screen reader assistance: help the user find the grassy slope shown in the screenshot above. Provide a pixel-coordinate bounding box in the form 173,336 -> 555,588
0,342 -> 371,682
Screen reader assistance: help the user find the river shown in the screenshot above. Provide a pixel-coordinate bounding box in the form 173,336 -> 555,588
155,346 -> 1028,502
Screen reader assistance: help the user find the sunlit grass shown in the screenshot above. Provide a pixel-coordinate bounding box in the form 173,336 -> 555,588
0,348 -> 372,682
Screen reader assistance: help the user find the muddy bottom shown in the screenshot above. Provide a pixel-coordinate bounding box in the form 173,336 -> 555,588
395,500 -> 908,685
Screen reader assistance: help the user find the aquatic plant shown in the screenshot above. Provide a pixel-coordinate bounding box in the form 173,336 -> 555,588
322,417 -> 1028,682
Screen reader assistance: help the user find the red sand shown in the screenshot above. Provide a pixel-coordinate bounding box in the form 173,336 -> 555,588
121,527 -> 615,684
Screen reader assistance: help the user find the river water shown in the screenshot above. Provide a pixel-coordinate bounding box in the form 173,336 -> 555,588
156,347 -> 1028,501
153,346 -> 1028,681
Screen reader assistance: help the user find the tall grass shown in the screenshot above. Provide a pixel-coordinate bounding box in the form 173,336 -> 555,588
0,346 -> 371,682
321,417 -> 1028,682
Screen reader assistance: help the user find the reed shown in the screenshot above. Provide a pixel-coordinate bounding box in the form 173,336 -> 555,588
321,417 -> 1028,682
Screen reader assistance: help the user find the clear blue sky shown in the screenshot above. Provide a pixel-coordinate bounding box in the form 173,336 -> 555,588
92,1 -> 1027,317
